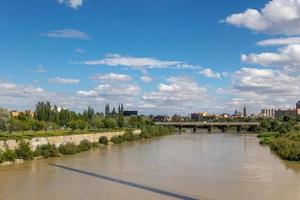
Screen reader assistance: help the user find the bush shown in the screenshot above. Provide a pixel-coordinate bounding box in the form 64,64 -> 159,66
99,136 -> 108,145
270,138 -> 300,161
59,143 -> 79,155
78,140 -> 92,151
15,141 -> 33,160
0,149 -> 17,162
34,143 -> 59,158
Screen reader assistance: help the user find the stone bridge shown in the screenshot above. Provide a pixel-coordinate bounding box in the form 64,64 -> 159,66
155,122 -> 260,133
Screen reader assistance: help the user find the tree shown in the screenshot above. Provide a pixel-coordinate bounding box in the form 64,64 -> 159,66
103,118 -> 117,128
0,108 -> 10,131
83,106 -> 94,122
35,102 -> 52,122
117,114 -> 125,128
105,103 -> 110,116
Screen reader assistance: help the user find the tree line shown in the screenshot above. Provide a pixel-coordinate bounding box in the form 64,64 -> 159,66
0,102 -> 154,133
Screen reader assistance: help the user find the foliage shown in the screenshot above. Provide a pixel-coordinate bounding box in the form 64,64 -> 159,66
99,136 -> 108,145
59,142 -> 80,155
34,143 -> 59,158
0,149 -> 17,162
15,141 -> 34,160
0,108 -> 11,131
78,140 -> 92,151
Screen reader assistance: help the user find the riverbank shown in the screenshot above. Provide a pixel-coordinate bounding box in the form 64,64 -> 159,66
258,131 -> 300,161
0,126 -> 174,166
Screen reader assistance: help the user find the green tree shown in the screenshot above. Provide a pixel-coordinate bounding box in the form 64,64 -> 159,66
35,102 -> 52,122
0,108 -> 10,131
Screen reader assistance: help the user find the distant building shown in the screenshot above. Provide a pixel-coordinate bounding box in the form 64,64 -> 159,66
243,105 -> 247,117
152,115 -> 169,122
123,110 -> 138,116
191,112 -> 209,121
10,110 -> 21,117
261,108 -> 275,117
297,101 -> 300,116
275,109 -> 297,118
171,115 -> 183,122
25,110 -> 35,117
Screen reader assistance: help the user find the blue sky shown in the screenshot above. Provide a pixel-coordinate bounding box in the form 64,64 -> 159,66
1,0 -> 300,115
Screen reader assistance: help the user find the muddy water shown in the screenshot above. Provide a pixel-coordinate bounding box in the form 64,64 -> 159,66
1,133 -> 300,200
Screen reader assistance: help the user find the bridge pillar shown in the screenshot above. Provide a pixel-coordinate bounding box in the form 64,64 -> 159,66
193,126 -> 197,132
221,126 -> 227,133
237,125 -> 242,133
178,125 -> 182,131
208,125 -> 212,133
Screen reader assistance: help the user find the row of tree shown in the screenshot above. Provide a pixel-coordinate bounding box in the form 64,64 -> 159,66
0,102 -> 154,133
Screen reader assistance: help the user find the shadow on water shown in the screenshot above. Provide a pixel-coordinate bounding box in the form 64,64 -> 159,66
48,163 -> 202,200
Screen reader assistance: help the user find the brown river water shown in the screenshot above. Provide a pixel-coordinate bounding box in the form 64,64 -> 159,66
0,132 -> 300,200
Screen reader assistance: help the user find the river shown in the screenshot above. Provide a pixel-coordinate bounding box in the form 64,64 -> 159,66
0,132 -> 300,200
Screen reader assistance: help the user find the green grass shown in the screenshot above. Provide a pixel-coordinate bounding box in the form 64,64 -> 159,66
0,128 -> 130,140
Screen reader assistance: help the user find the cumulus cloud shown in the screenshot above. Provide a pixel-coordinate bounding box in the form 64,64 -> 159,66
35,65 -> 47,73
241,44 -> 300,71
142,77 -> 216,113
140,75 -> 153,83
90,73 -> 132,82
57,0 -> 84,9
230,67 -> 300,109
257,37 -> 300,46
78,83 -> 140,97
233,67 -> 300,94
224,0 -> 300,35
199,68 -> 221,78
41,29 -> 90,40
49,77 -> 80,84
79,54 -> 200,72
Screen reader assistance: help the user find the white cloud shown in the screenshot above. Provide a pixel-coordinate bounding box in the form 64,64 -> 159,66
142,77 -> 215,113
140,75 -> 153,83
224,0 -> 300,35
257,37 -> 300,46
90,73 -> 132,82
57,0 -> 84,9
241,44 -> 300,71
76,48 -> 84,54
35,65 -> 47,73
41,29 -> 90,40
229,67 -> 300,110
49,77 -> 80,84
78,83 -> 140,97
80,54 -> 200,72
199,68 -> 221,78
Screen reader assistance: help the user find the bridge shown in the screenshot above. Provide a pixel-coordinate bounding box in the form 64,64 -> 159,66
155,122 -> 260,133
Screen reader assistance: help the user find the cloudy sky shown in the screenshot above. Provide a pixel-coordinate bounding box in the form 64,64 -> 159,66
1,0 -> 300,115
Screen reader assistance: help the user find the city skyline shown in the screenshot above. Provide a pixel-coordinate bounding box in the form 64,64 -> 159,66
1,0 -> 300,115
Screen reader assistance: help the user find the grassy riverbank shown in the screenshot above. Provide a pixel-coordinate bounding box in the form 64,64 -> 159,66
0,126 -> 175,165
258,131 -> 300,161
0,128 -> 128,140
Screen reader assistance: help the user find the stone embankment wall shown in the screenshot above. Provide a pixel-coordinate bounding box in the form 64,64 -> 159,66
0,130 -> 141,151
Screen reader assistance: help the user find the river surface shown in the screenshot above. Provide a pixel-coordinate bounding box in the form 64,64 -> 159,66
1,132 -> 300,200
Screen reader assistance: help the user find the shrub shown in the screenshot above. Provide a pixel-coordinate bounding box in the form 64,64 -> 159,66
15,141 -> 33,160
99,136 -> 108,145
0,149 -> 17,162
59,143 -> 79,155
78,140 -> 92,151
34,143 -> 59,158
110,135 -> 125,144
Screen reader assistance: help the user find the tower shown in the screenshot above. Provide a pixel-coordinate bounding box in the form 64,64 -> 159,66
243,104 -> 247,117
296,101 -> 300,116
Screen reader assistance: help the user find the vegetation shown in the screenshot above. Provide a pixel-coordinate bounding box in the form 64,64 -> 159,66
15,141 -> 34,161
99,136 -> 108,145
0,149 -> 17,162
34,143 -> 59,158
0,102 -> 154,140
58,143 -> 80,155
110,126 -> 175,144
257,117 -> 300,161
